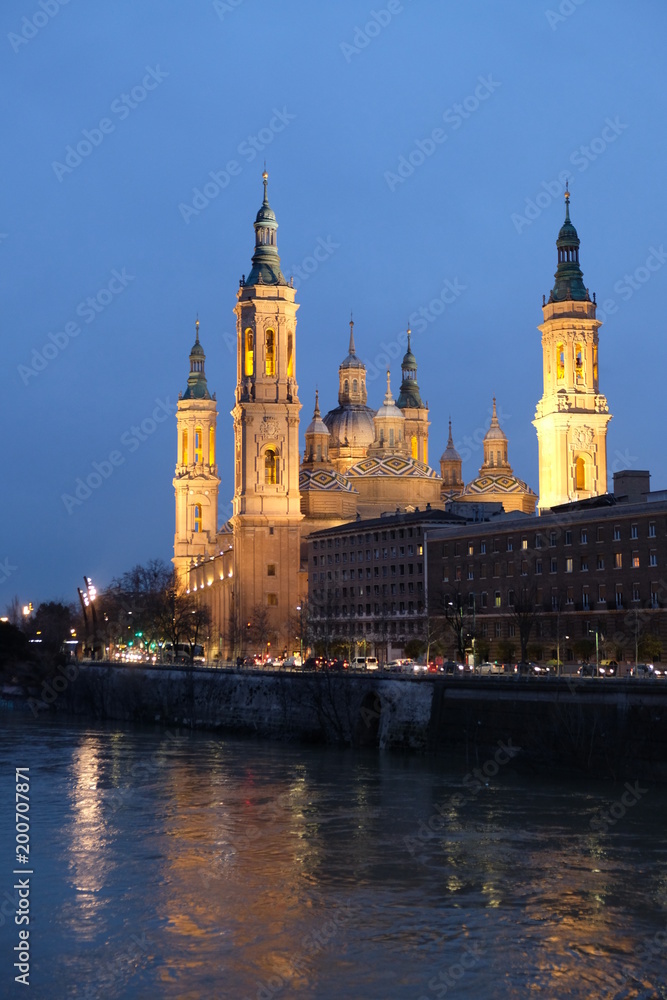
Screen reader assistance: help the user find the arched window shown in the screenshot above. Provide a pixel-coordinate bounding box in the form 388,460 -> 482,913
194,426 -> 203,463
344,379 -> 349,396
182,429 -> 188,465
265,449 -> 277,485
575,343 -> 584,383
575,457 -> 586,491
316,444 -> 322,461
389,428 -> 395,448
497,450 -> 501,465
265,330 -> 275,376
411,435 -> 418,460
557,343 -> 565,380
194,504 -> 202,533
245,329 -> 254,376
209,426 -> 215,465
287,332 -> 294,378
352,379 -> 358,393
593,345 -> 598,385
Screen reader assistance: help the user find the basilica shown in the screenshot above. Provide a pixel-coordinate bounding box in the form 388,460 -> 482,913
174,174 -> 608,655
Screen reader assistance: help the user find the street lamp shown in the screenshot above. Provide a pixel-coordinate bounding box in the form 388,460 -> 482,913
588,624 -> 600,673
296,604 -> 303,663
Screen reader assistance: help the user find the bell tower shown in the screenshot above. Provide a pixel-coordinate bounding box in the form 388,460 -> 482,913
173,320 -> 220,583
231,172 -> 303,641
396,327 -> 429,463
533,187 -> 611,510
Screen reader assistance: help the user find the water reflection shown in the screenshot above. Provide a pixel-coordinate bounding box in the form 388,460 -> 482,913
0,717 -> 666,999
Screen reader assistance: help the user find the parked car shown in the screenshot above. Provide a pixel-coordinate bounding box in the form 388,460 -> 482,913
578,663 -> 601,677
478,661 -> 503,675
412,662 -> 429,675
440,660 -> 464,675
515,662 -> 550,676
599,661 -> 618,677
631,663 -> 664,678
324,657 -> 349,671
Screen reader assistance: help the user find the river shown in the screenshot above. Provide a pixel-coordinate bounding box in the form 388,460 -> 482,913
0,714 -> 666,999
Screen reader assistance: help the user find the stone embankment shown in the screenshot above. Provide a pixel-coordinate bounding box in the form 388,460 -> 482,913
36,662 -> 667,779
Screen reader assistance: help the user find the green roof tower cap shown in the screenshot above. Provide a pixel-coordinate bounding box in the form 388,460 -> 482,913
548,183 -> 591,304
340,315 -> 365,370
182,318 -> 212,400
245,170 -> 287,287
397,326 -> 424,409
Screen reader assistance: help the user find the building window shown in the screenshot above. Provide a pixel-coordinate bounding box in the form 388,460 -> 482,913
597,527 -> 604,542
565,558 -> 573,573
468,567 -> 474,580
550,532 -> 557,546
245,329 -> 254,376
468,543 -> 474,556
508,624 -> 516,638
194,504 -> 202,533
267,593 -> 278,606
550,558 -> 557,573
507,539 -> 513,552
631,524 -> 638,540
565,531 -> 572,545
613,525 -> 621,541
535,560 -> 542,574
182,429 -> 188,465
632,584 -> 640,603
493,562 -> 500,577
494,591 -> 501,608
598,584 -> 606,604
265,330 -> 275,376
649,522 -> 656,538
481,592 -> 488,608
615,588 -> 623,609
597,556 -> 605,571
264,449 -> 277,485
614,553 -> 622,569
194,426 -> 203,463
521,561 -> 528,576
522,538 -> 528,550
508,590 -> 515,606
582,590 -> 589,610
209,426 -> 215,465
287,332 -> 294,378
481,541 -> 486,554
651,590 -> 659,608
575,457 -> 586,491
494,622 -> 502,638
650,551 -> 658,567
632,552 -> 640,569
535,534 -> 542,549
580,529 -> 588,544
581,558 -> 588,572
267,564 -> 276,576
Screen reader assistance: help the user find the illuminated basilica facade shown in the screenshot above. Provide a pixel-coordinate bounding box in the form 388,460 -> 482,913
173,177 -> 607,655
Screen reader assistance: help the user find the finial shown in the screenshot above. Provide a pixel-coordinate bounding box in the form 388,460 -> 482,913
262,166 -> 269,205
349,314 -> 356,355
314,388 -> 320,416
407,324 -> 411,350
195,314 -> 200,343
492,396 -> 497,420
564,180 -> 571,222
386,370 -> 391,395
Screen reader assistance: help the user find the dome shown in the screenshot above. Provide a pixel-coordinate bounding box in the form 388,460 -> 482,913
340,317 -> 365,370
440,420 -> 461,463
374,370 -> 404,423
483,397 -> 507,442
323,405 -> 375,449
305,390 -> 330,437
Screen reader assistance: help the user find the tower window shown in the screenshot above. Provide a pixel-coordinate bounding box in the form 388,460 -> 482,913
557,343 -> 565,380
287,332 -> 294,378
344,379 -> 349,396
194,504 -> 202,533
575,456 -> 585,491
575,343 -> 584,383
267,564 -> 276,576
389,428 -> 394,448
195,427 -> 203,464
265,330 -> 275,376
265,449 -> 277,485
353,378 -> 358,393
209,426 -> 215,465
411,436 -> 417,460
182,429 -> 188,465
245,329 -> 254,376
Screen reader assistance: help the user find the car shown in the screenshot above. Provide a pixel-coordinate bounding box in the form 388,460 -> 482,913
515,662 -> 550,676
631,663 -> 664,678
303,656 -> 324,671
578,663 -> 601,677
412,662 -> 429,675
350,656 -> 379,671
324,657 -> 349,671
440,660 -> 464,675
478,661 -> 503,675
599,661 -> 618,677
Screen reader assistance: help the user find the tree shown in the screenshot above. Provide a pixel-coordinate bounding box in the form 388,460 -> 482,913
404,638 -> 426,660
246,603 -> 274,655
5,596 -> 22,628
574,638 -> 595,662
497,639 -> 516,663
26,602 -> 73,656
506,586 -> 540,663
639,633 -> 662,663
440,589 -> 475,661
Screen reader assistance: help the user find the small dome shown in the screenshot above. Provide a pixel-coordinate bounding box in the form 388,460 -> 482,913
484,398 -> 507,442
440,420 -> 461,463
340,317 -> 365,370
375,370 -> 404,423
305,390 -> 330,437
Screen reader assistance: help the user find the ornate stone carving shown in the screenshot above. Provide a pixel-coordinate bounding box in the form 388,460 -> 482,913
572,426 -> 594,449
259,416 -> 281,439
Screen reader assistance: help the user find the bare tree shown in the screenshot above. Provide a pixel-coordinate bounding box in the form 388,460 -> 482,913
506,586 -> 540,663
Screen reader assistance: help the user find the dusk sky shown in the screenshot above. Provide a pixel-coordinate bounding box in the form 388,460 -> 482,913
3,0 -> 666,607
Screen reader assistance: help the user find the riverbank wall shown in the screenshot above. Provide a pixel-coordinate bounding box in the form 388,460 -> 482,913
29,662 -> 667,779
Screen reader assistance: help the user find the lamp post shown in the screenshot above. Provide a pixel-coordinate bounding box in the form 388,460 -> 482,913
588,624 -> 599,673
296,604 -> 303,664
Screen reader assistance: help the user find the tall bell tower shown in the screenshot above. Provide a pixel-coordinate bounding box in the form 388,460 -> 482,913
231,172 -> 303,642
173,320 -> 220,583
533,187 -> 611,510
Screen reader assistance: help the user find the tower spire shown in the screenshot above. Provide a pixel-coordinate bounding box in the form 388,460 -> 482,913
548,183 -> 589,303
245,169 -> 287,286
349,313 -> 356,355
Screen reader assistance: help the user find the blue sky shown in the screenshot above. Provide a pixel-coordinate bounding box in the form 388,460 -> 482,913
2,0 -> 666,606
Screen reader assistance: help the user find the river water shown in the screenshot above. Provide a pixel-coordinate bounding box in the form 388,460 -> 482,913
1,714 -> 666,1000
